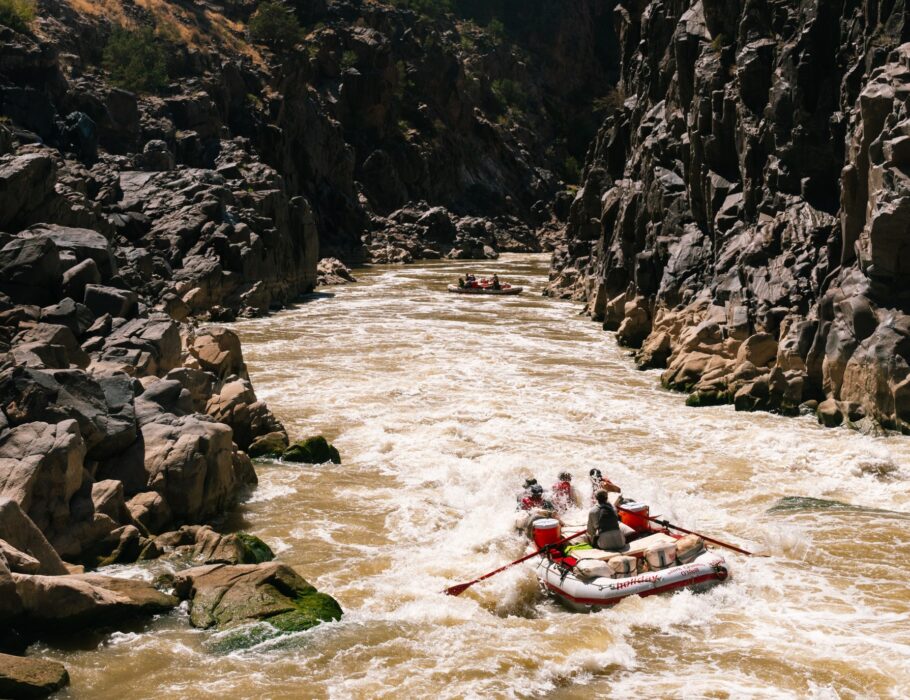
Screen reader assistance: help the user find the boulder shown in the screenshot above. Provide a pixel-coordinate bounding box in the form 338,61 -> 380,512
125,491 -> 173,535
0,499 -> 68,576
205,379 -> 284,450
90,524 -> 160,567
61,258 -> 101,302
817,398 -> 844,427
316,257 -> 357,285
164,368 -> 215,412
0,367 -> 137,460
187,327 -> 246,379
0,237 -> 62,306
736,333 -> 778,368
0,554 -> 23,621
0,421 -> 85,539
0,539 -> 40,574
39,298 -> 95,337
21,225 -> 116,280
102,403 -> 238,526
173,562 -> 342,632
282,436 -> 341,464
155,526 -> 274,566
99,314 -> 182,377
90,479 -> 128,523
0,653 -> 69,699
616,298 -> 651,348
248,431 -> 289,458
12,572 -> 177,631
82,284 -> 137,319
14,324 -> 90,368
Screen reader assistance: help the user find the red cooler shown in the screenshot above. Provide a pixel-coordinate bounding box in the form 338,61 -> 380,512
619,502 -> 650,531
532,518 -> 561,548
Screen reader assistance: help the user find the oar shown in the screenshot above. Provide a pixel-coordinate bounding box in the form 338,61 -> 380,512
444,528 -> 587,596
618,506 -> 762,557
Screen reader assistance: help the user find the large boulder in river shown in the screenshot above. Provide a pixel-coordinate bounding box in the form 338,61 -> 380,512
173,562 -> 342,632
282,435 -> 340,464
0,652 -> 69,698
154,526 -> 274,566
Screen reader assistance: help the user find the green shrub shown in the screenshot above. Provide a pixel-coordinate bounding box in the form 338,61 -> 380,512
710,33 -> 726,52
593,86 -> 625,115
486,17 -> 504,40
0,0 -> 35,34
340,49 -> 358,70
491,78 -> 527,112
563,155 -> 581,184
249,0 -> 301,49
103,27 -> 168,94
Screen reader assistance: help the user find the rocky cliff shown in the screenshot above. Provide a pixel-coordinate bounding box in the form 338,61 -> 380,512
550,0 -> 910,433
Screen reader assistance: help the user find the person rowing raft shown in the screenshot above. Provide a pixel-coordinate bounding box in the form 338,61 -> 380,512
587,489 -> 625,551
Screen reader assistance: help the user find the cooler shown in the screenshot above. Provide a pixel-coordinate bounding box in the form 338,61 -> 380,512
618,502 -> 650,531
532,518 -> 562,549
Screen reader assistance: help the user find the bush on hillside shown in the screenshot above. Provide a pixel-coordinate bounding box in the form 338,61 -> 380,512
249,0 -> 302,49
0,0 -> 35,34
491,78 -> 528,113
103,27 -> 169,94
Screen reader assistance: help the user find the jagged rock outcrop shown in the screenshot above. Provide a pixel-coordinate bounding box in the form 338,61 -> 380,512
550,0 -> 910,433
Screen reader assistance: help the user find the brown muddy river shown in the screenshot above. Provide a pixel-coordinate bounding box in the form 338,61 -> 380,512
39,254 -> 910,698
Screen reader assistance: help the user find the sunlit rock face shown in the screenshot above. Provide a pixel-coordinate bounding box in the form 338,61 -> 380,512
551,1 -> 910,432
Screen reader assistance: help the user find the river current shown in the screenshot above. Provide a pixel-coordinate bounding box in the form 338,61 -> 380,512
41,254 -> 910,698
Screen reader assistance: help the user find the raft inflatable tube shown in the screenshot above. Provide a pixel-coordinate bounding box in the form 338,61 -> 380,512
535,549 -> 729,612
447,284 -> 523,295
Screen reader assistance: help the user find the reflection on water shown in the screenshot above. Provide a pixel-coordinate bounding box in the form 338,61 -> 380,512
40,255 -> 910,699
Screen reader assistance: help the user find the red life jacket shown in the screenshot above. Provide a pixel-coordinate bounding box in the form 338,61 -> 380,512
552,481 -> 572,509
520,496 -> 543,511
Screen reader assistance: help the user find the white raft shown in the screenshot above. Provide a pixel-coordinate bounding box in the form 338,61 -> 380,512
528,519 -> 730,612
447,284 -> 523,295
536,547 -> 728,612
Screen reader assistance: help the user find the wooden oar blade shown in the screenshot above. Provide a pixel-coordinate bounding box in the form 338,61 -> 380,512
443,582 -> 473,596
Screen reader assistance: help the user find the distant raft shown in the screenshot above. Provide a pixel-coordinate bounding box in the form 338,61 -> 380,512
447,284 -> 523,295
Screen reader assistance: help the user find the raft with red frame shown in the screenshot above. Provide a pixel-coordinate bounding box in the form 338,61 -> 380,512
529,505 -> 730,612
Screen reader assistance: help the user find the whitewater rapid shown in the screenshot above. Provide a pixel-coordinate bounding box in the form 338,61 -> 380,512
41,254 -> 910,699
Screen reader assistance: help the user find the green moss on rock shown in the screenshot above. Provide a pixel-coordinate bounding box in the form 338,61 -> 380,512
248,431 -> 289,458
267,591 -> 343,632
282,435 -> 341,464
685,390 -> 731,407
235,532 -> 275,564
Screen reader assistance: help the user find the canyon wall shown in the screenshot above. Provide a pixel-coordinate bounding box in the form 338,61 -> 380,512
550,0 -> 910,433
